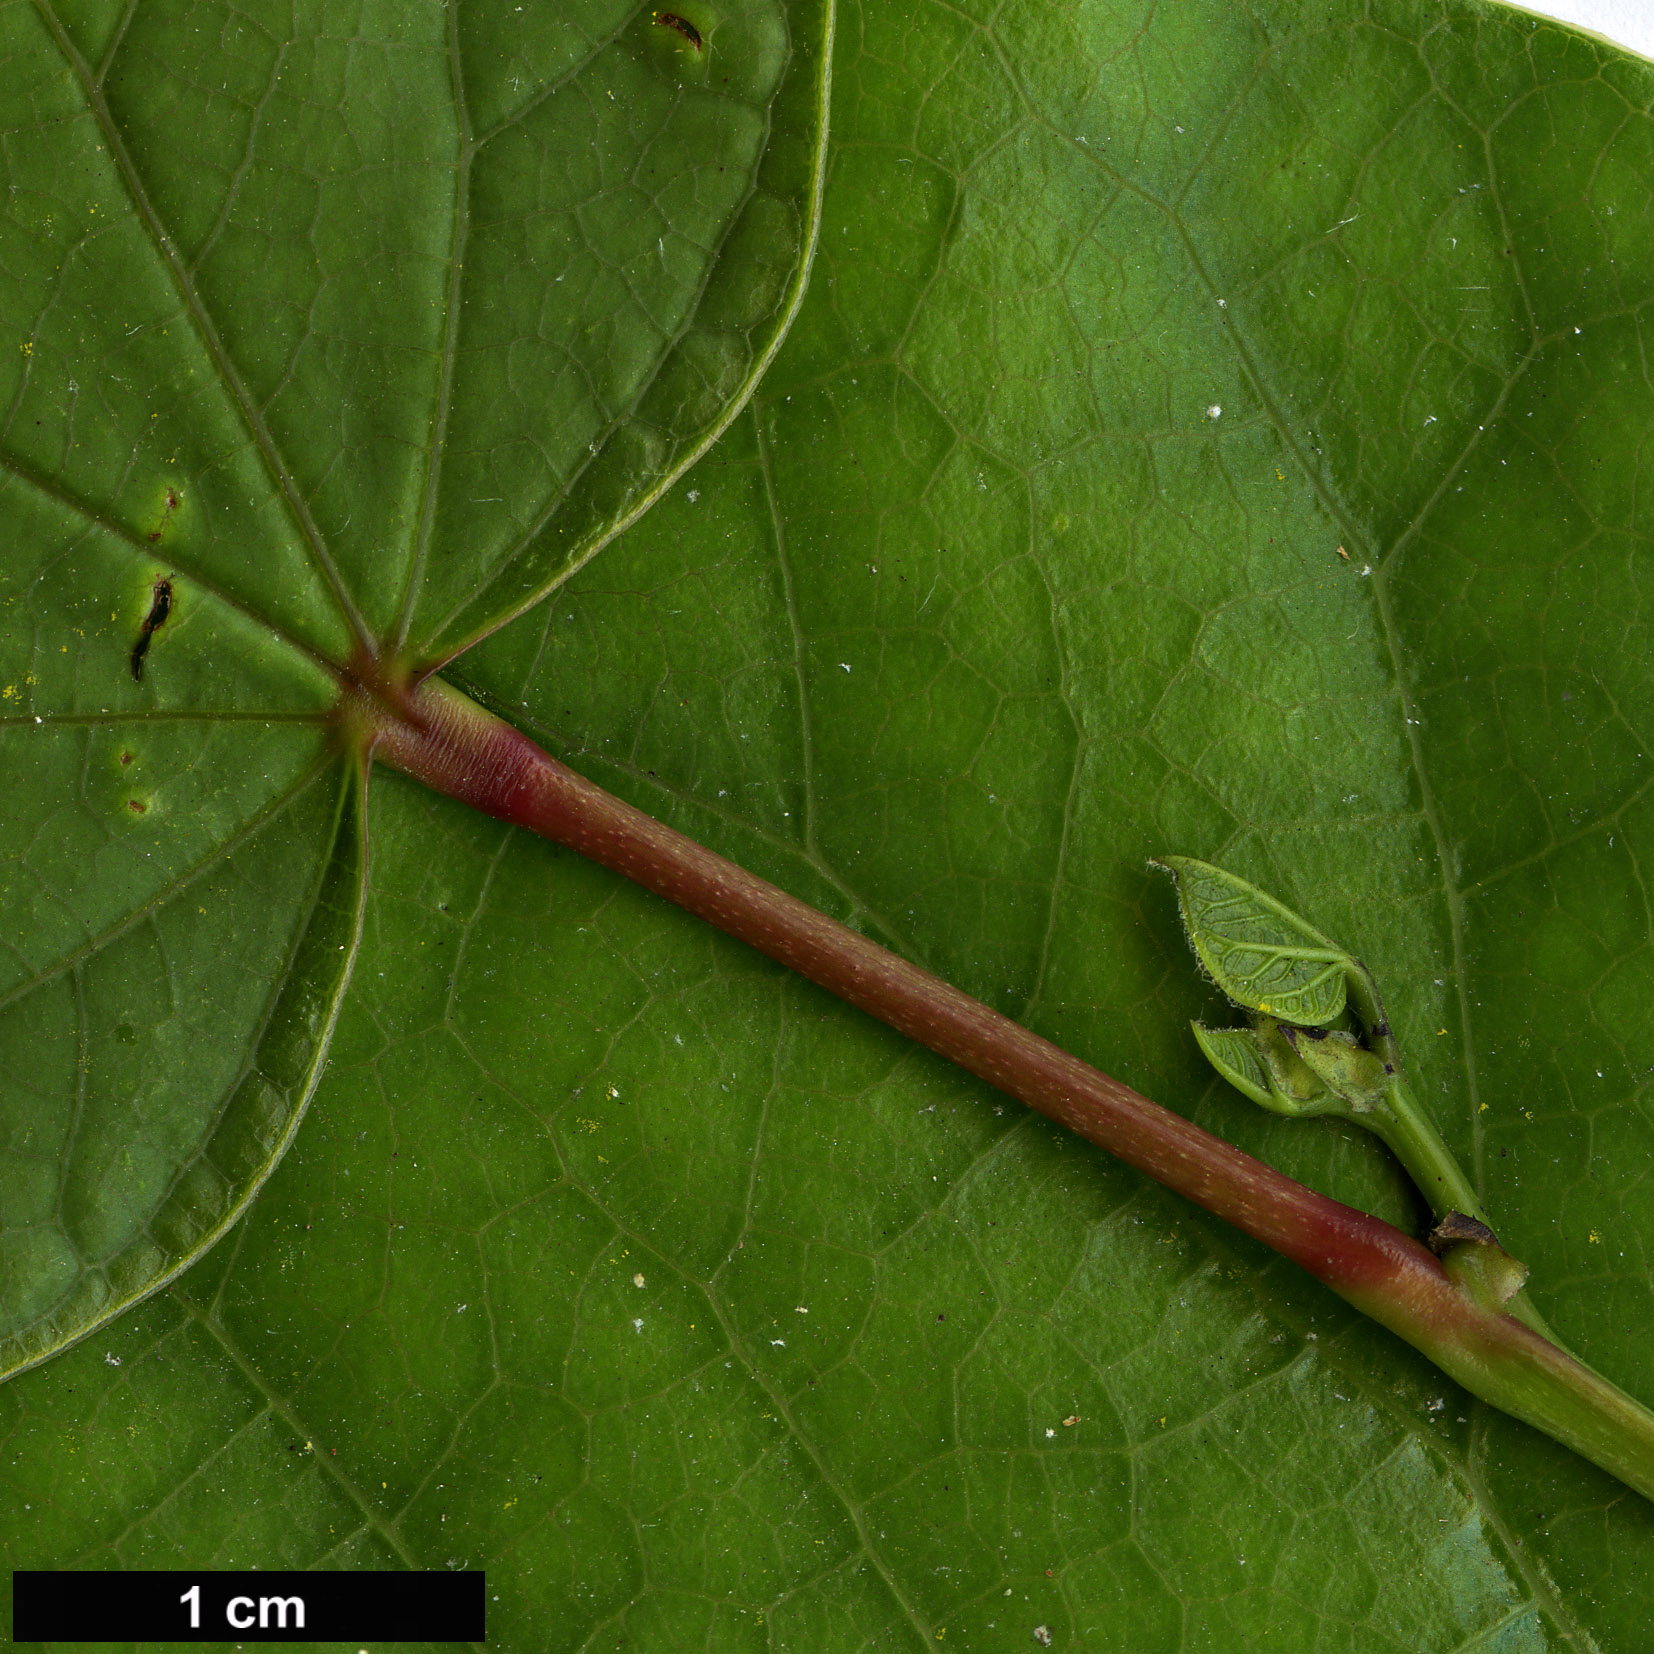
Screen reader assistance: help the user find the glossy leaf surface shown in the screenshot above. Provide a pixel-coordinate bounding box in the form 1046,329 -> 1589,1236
4,1 -> 1654,1650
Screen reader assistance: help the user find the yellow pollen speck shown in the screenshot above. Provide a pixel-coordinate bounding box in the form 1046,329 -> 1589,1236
1589,1230 -> 1602,1244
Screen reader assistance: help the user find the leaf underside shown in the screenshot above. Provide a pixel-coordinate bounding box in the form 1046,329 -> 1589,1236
4,0 -> 1654,1650
1159,855 -> 1354,1025
0,0 -> 830,1379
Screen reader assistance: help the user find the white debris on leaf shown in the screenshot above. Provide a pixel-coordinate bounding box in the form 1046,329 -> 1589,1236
1205,405 -> 1221,420
632,1273 -> 646,1288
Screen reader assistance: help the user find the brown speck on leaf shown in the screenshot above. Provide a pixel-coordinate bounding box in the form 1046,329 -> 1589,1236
127,799 -> 146,813
654,10 -> 702,49
147,490 -> 181,545
1336,545 -> 1349,559
1062,1415 -> 1080,1427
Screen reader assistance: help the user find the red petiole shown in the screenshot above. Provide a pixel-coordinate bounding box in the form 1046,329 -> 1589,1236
357,668 -> 1654,1503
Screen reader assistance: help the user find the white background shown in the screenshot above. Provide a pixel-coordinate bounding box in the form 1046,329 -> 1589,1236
1517,0 -> 1654,59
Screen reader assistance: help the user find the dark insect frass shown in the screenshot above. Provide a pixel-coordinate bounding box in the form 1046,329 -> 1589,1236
130,577 -> 173,682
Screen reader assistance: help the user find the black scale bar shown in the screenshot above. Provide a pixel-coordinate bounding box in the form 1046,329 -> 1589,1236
12,1570 -> 485,1643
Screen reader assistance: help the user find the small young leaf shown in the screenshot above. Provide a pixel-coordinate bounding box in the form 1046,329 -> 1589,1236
1155,856 -> 1353,1025
1190,1022 -> 1274,1106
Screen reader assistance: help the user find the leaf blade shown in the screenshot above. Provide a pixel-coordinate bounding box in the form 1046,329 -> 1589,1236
0,758 -> 366,1380
1157,855 -> 1354,1025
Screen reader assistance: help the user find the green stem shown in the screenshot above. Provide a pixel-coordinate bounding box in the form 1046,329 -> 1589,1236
364,671 -> 1654,1504
1370,1079 -> 1484,1220
1319,960 -> 1489,1229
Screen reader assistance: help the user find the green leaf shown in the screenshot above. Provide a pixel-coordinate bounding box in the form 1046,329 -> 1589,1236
1158,855 -> 1358,1026
0,0 -> 830,1376
4,1 -> 1654,1651
1190,1021 -> 1280,1109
